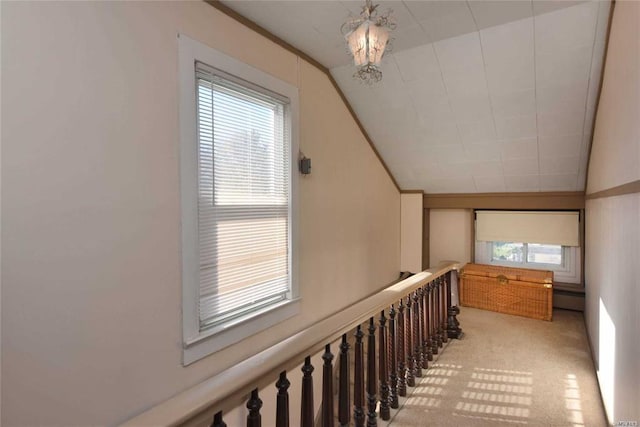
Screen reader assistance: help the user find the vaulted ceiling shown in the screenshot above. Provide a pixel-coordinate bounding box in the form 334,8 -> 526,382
221,0 -> 611,193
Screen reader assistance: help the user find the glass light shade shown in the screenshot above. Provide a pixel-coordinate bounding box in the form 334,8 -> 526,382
346,21 -> 389,67
366,24 -> 389,65
346,22 -> 369,66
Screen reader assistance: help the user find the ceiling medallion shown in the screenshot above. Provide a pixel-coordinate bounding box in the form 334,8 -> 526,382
341,0 -> 396,85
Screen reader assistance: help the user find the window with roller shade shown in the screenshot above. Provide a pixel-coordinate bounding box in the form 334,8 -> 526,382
474,210 -> 581,284
179,35 -> 299,364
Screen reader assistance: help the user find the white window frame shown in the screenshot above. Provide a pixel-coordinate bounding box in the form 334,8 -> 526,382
179,34 -> 300,365
475,241 -> 581,285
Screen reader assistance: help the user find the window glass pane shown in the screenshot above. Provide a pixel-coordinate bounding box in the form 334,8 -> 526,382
491,242 -> 524,262
527,243 -> 562,265
196,65 -> 291,332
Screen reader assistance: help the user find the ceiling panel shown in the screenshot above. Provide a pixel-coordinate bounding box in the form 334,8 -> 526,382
490,89 -> 537,118
538,134 -> 583,158
433,32 -> 484,71
505,174 -> 540,191
393,44 -> 441,82
534,1 -> 598,53
540,156 -> 581,175
221,0 -> 611,193
494,114 -> 538,140
479,18 -> 534,66
539,173 -> 579,190
469,1 -> 533,30
503,158 -> 540,175
501,138 -> 539,160
474,175 -> 507,192
458,120 -> 497,145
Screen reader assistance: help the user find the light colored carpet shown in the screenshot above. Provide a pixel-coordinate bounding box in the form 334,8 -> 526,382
387,307 -> 607,427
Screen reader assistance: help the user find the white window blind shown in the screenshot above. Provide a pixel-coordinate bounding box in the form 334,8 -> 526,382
196,62 -> 291,332
476,211 -> 580,247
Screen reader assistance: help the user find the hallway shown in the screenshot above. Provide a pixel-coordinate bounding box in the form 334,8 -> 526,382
388,307 -> 607,427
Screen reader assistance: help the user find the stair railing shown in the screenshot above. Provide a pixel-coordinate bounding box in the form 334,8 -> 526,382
121,262 -> 463,427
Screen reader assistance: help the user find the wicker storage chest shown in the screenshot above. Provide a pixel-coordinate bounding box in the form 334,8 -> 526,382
459,263 -> 553,321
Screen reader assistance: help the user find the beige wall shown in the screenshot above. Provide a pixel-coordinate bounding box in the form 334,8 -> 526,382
400,193 -> 422,273
0,2 -> 400,425
429,209 -> 471,267
586,4 -> 640,194
584,1 -> 640,424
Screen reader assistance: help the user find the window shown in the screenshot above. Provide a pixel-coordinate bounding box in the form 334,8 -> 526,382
180,35 -> 299,364
474,210 -> 582,285
476,240 -> 580,284
491,242 -> 564,267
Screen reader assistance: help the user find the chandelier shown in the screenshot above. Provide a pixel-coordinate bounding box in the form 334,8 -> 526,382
341,0 -> 396,84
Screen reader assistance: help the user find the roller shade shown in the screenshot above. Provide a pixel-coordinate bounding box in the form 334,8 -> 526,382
196,61 -> 291,331
476,211 -> 580,247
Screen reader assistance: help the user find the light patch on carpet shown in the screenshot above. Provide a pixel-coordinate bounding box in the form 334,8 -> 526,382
413,386 -> 443,395
404,395 -> 441,408
453,412 -> 529,425
466,381 -> 533,394
454,401 -> 531,417
471,372 -> 534,384
421,377 -> 449,385
474,367 -> 533,376
462,390 -> 532,405
598,298 -> 616,421
564,373 -> 585,426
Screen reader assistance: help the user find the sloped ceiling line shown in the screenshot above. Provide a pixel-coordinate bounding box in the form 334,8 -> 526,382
205,0 -> 402,192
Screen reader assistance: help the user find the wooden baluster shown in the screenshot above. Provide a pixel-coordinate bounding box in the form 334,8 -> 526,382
446,270 -> 463,339
301,356 -> 314,427
322,344 -> 335,427
388,305 -> 399,408
441,275 -> 449,344
339,334 -> 351,427
430,281 -> 439,355
354,326 -> 365,427
378,310 -> 390,421
421,284 -> 432,365
397,299 -> 407,397
276,372 -> 290,427
247,389 -> 262,427
211,411 -> 227,427
366,317 -> 377,427
405,295 -> 415,387
413,290 -> 423,378
436,277 -> 444,348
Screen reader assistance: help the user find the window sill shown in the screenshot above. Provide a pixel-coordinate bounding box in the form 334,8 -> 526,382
183,298 -> 301,366
553,282 -> 585,293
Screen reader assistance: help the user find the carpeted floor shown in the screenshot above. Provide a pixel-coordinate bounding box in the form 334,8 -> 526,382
387,307 -> 608,427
